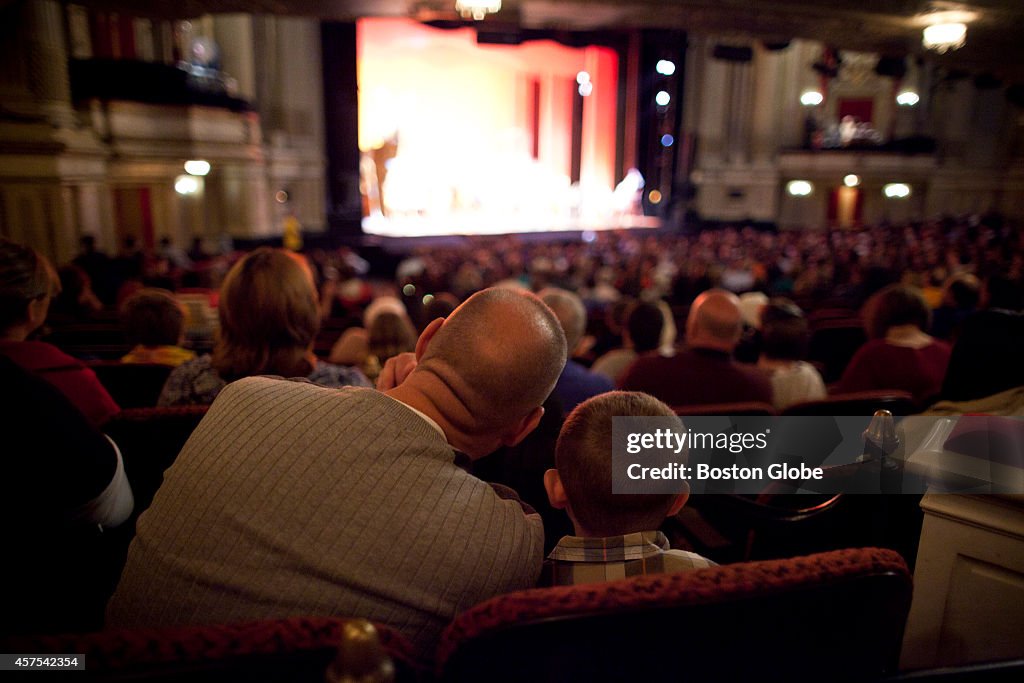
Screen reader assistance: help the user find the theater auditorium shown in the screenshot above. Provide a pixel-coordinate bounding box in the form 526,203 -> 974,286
1,0 -> 1023,680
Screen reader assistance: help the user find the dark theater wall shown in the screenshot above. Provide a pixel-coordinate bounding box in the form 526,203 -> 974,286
321,21 -> 362,237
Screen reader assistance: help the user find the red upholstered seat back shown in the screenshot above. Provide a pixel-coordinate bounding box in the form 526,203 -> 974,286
439,547 -> 911,683
674,401 -> 777,416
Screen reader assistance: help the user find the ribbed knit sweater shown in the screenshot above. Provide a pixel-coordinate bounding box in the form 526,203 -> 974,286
106,377 -> 544,655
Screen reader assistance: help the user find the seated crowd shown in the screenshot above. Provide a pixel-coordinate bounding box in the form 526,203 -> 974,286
1,214 -> 1022,664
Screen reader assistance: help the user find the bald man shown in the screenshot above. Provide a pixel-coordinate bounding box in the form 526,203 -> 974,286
619,289 -> 772,407
107,288 -> 567,657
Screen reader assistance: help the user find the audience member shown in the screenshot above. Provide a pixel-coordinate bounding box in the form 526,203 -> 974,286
1,354 -> 133,635
329,296 -> 417,382
930,273 -> 980,341
835,284 -> 951,406
72,234 -> 116,304
540,287 -> 614,414
46,264 -> 103,325
107,287 -> 567,657
540,391 -> 715,586
756,299 -> 826,410
120,288 -> 196,366
158,248 -> 369,405
620,289 -> 772,406
0,239 -> 120,426
420,291 -> 459,332
592,300 -> 666,384
940,274 -> 1024,402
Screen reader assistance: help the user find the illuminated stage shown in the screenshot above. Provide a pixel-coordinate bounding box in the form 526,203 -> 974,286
357,18 -> 647,238
361,212 -> 661,237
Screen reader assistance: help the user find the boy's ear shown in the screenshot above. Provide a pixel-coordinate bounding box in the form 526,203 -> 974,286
544,468 -> 568,510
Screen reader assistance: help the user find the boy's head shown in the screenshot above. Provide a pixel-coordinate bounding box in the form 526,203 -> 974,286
121,288 -> 187,348
545,391 -> 688,538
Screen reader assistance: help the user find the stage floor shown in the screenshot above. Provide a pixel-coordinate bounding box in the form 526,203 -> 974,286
361,212 -> 662,237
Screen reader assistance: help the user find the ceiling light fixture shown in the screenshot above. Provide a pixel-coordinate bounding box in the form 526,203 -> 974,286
918,7 -> 977,54
455,0 -> 501,21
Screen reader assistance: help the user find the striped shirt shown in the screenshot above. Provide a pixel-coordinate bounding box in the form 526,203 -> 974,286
108,377 -> 543,657
540,531 -> 716,586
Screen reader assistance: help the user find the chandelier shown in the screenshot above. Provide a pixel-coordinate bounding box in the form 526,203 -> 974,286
455,1 -> 501,20
918,7 -> 977,54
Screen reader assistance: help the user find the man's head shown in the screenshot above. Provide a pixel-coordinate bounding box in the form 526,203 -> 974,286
685,289 -> 743,353
412,287 -> 567,457
545,391 -> 688,538
539,287 -> 587,358
625,301 -> 664,353
760,298 -> 809,361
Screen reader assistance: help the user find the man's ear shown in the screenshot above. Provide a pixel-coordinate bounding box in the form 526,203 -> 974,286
26,296 -> 47,329
544,468 -> 569,509
414,317 -> 445,361
501,406 -> 544,448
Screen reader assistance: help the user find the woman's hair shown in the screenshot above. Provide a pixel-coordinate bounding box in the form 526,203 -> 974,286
121,288 -> 186,347
0,239 -> 56,333
212,248 -> 320,380
368,311 -> 417,367
864,284 -> 931,340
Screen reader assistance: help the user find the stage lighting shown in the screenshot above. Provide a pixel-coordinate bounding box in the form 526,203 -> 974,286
184,159 -> 211,176
402,284 -> 416,296
648,190 -> 662,204
655,90 -> 671,106
883,183 -> 911,198
578,81 -> 593,97
786,180 -> 813,196
655,59 -> 676,76
576,71 -> 590,85
661,134 -> 675,147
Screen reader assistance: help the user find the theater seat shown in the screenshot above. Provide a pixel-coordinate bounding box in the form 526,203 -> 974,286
674,401 -> 777,416
438,547 -> 911,683
783,390 -> 918,416
808,321 -> 867,383
4,616 -> 423,682
89,361 -> 174,408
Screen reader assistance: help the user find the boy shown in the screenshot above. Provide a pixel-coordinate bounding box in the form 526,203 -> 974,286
120,288 -> 196,366
542,391 -> 715,586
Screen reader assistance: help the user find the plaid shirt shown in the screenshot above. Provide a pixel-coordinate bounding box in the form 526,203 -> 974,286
540,531 -> 716,587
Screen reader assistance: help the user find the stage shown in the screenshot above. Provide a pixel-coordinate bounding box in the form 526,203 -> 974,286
361,212 -> 661,238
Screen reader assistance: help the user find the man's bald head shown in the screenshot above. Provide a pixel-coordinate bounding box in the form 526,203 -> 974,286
416,287 -> 567,433
686,289 -> 743,352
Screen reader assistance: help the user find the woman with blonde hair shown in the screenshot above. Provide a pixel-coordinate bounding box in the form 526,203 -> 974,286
159,248 -> 369,406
